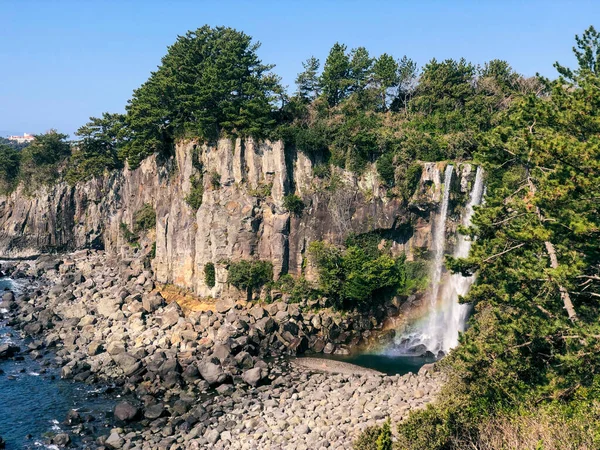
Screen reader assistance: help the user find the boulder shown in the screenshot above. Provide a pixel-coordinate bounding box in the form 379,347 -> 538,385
114,401 -> 139,422
144,403 -> 165,420
142,293 -> 165,313
198,360 -> 226,385
0,344 -> 19,359
215,297 -> 235,314
242,367 -> 265,387
159,303 -> 183,329
112,353 -> 140,376
105,430 -> 124,449
52,433 -> 71,446
87,341 -> 104,356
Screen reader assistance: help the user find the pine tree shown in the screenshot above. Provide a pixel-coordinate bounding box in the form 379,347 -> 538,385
295,56 -> 321,101
320,42 -> 351,106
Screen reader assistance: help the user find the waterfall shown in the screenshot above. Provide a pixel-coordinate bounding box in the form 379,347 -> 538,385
389,165 -> 484,357
437,166 -> 484,352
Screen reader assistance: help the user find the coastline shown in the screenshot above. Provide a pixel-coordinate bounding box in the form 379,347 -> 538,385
0,252 -> 442,449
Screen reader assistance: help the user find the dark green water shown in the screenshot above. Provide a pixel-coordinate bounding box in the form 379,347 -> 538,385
314,353 -> 436,375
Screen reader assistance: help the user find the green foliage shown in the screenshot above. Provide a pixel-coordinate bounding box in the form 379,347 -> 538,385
66,113 -> 126,183
376,419 -> 392,450
204,262 -> 216,288
296,56 -> 321,101
275,274 -> 316,303
309,239 -> 415,310
393,27 -> 600,450
283,193 -> 304,215
19,130 -> 71,188
320,42 -> 351,106
353,425 -> 382,450
248,182 -> 272,198
133,203 -> 156,232
0,144 -> 21,193
185,174 -> 204,210
209,171 -> 221,189
376,153 -> 395,186
119,222 -> 138,245
227,259 -> 273,298
121,25 -> 282,167
312,163 -> 331,179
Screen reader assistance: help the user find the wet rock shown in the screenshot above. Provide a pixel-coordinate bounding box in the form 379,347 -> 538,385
52,433 -> 71,446
0,344 -> 19,359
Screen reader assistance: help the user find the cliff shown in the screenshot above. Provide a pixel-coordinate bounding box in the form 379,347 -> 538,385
0,139 -> 476,298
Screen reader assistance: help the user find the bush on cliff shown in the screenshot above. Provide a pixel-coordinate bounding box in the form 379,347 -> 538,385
204,262 -> 216,288
133,204 -> 156,232
66,113 -> 126,184
227,259 -> 273,300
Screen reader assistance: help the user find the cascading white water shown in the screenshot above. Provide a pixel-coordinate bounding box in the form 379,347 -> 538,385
437,166 -> 484,352
390,165 -> 484,356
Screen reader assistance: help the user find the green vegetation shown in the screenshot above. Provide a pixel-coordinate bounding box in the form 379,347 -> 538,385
227,259 -> 273,299
204,262 -> 216,288
66,113 -> 125,184
2,25 -> 530,192
355,26 -> 600,450
19,130 -> 71,189
185,174 -> 204,210
0,144 -> 21,193
133,204 -> 156,232
274,274 -> 316,304
309,234 -> 424,310
282,193 -> 304,215
121,25 -> 282,167
119,222 -> 138,245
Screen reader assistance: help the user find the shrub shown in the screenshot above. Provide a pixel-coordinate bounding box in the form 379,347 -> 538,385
376,419 -> 392,450
276,274 -> 317,303
376,152 -> 396,186
227,259 -> 273,299
309,240 -> 419,310
133,203 -> 156,232
210,170 -> 220,189
353,425 -> 383,450
185,175 -> 204,210
248,182 -> 272,198
19,130 -> 71,188
283,194 -> 305,215
120,222 -> 138,245
313,163 -> 331,179
204,262 -> 216,288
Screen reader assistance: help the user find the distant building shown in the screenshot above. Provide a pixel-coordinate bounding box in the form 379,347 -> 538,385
7,133 -> 35,144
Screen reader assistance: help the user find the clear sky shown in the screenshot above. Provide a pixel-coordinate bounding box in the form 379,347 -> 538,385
1,0 -> 598,137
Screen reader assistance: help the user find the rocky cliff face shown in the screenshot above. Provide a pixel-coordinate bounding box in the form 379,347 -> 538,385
0,139 -> 476,298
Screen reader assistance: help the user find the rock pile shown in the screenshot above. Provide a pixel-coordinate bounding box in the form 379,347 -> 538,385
1,251 -> 443,449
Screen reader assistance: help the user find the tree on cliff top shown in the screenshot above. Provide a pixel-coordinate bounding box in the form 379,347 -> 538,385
122,25 -> 282,167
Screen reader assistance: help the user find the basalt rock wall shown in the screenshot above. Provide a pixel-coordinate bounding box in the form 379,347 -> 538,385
0,139 -> 476,298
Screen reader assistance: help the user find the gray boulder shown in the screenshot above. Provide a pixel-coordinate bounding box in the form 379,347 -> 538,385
114,401 -> 139,422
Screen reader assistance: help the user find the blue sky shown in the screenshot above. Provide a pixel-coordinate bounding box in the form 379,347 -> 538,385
1,0 -> 598,137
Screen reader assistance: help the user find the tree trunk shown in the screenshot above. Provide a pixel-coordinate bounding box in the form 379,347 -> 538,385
544,240 -> 578,322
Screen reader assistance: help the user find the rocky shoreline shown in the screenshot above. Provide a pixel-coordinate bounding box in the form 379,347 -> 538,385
0,251 -> 443,449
